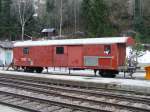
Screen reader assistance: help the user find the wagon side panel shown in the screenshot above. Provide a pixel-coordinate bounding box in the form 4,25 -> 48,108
13,47 -> 23,66
98,44 -> 118,70
30,46 -> 52,67
117,44 -> 126,66
83,45 -> 102,68
13,46 -> 53,67
68,46 -> 83,67
53,46 -> 68,67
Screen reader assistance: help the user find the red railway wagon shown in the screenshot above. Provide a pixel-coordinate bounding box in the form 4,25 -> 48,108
13,37 -> 134,77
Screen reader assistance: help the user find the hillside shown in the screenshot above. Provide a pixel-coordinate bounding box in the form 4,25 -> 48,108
0,0 -> 149,42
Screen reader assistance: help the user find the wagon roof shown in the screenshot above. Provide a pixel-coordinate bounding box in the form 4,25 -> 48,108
14,37 -> 134,47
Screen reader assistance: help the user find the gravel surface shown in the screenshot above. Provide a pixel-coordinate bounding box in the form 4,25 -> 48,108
0,104 -> 27,112
0,85 -> 149,112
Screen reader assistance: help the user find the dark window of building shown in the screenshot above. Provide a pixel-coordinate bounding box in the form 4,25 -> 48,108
104,45 -> 111,55
56,47 -> 64,54
23,47 -> 29,54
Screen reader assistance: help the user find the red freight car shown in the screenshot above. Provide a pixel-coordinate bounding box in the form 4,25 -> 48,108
13,37 -> 134,77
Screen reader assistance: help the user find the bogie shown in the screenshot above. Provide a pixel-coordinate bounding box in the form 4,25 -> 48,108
99,70 -> 118,78
35,67 -> 43,73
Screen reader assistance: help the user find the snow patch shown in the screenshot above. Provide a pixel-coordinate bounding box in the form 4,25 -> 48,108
126,47 -> 150,64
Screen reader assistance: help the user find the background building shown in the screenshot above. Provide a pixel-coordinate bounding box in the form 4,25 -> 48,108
0,42 -> 13,66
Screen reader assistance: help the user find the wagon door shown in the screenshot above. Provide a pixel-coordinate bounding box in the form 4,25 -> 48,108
53,46 -> 68,67
117,44 -> 126,66
68,46 -> 83,67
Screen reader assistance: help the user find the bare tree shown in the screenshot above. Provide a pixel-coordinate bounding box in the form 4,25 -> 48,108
59,0 -> 63,37
12,0 -> 34,40
74,0 -> 77,33
42,0 -> 82,36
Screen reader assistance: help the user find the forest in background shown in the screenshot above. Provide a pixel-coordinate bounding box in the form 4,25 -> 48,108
0,0 -> 149,43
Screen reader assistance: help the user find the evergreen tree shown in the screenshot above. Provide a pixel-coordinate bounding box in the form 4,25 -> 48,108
0,0 -> 16,40
44,0 -> 56,27
133,0 -> 144,40
81,0 -> 91,30
0,0 -> 1,13
82,0 -> 114,37
46,0 -> 55,13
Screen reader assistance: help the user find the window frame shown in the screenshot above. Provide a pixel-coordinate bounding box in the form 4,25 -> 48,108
104,45 -> 111,55
23,47 -> 29,55
56,46 -> 64,54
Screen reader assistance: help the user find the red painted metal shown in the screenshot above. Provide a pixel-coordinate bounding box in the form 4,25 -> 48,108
13,37 -> 134,72
68,46 -> 83,67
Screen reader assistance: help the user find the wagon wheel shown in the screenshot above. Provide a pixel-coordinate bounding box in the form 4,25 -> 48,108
24,67 -> 35,73
35,67 -> 43,73
28,68 -> 34,73
99,71 -> 116,78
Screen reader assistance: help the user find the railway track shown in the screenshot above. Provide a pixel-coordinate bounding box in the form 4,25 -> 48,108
0,90 -> 102,112
0,74 -> 149,112
0,73 -> 146,95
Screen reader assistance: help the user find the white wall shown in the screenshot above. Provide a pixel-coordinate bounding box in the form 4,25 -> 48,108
0,48 -> 13,66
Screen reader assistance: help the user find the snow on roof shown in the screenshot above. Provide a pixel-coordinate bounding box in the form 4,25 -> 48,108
14,37 -> 130,47
41,28 -> 55,33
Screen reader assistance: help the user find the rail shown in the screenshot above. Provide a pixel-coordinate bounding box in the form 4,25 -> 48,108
0,74 -> 149,111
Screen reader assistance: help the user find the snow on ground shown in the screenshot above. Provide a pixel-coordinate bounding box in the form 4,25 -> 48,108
1,67 -> 146,79
0,67 -> 149,89
138,50 -> 150,63
42,67 -> 147,80
126,47 -> 150,64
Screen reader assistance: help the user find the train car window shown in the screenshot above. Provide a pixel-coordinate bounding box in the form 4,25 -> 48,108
56,47 -> 64,54
23,47 -> 29,54
104,45 -> 111,55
